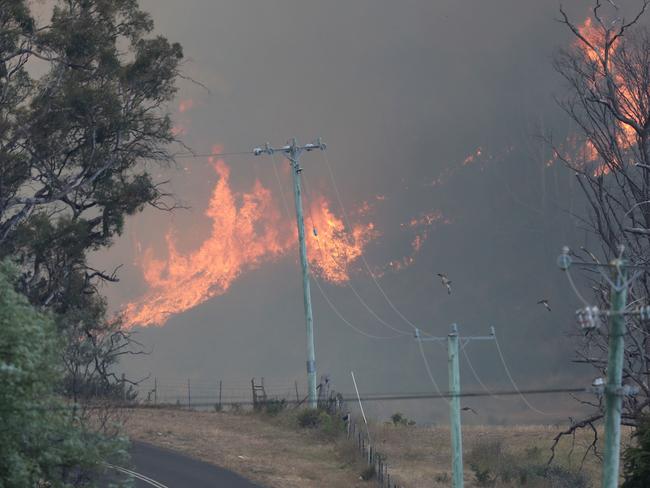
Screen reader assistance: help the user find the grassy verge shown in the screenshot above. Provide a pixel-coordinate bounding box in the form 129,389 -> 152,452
123,406 -> 628,487
123,406 -> 369,488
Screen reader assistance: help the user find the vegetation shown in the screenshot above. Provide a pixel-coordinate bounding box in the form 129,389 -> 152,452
550,0 -> 650,455
390,412 -> 416,426
0,0 -> 182,485
0,263 -> 129,487
623,415 -> 650,487
466,439 -> 588,488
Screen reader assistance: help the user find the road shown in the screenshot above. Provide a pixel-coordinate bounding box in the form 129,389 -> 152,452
106,441 -> 265,487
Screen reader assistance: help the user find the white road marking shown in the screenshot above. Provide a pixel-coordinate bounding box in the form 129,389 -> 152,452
106,463 -> 170,488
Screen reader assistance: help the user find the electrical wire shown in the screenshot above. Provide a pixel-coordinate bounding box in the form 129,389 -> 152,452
461,343 -> 502,401
565,266 -> 592,307
416,337 -> 451,405
0,386 -> 589,413
270,153 -> 403,340
492,331 -> 554,416
301,172 -> 413,337
173,150 -> 255,159
320,151 -> 427,336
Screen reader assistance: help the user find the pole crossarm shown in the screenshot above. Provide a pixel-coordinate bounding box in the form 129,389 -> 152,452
414,326 -> 496,343
253,138 -> 326,160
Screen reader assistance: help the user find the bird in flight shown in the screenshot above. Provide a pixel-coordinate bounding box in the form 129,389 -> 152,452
537,299 -> 551,311
437,273 -> 452,294
461,406 -> 478,415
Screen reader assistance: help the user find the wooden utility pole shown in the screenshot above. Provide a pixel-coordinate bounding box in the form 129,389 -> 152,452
254,139 -> 326,408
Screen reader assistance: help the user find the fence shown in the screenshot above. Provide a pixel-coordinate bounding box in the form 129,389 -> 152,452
131,376 -> 405,487
346,419 -> 404,488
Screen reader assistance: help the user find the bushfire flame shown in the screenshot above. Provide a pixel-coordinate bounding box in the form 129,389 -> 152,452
123,158 -> 378,328
573,17 -> 638,175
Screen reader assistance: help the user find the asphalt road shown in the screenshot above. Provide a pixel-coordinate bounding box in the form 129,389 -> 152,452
106,441 -> 265,487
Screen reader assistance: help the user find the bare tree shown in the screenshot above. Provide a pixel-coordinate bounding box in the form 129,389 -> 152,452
550,0 -> 650,461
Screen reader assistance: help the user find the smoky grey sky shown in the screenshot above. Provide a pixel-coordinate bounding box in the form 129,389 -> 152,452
88,1 -> 649,422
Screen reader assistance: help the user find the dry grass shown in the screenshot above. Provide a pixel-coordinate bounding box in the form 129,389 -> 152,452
369,422 -> 632,487
123,407 -> 631,488
123,407 -> 370,488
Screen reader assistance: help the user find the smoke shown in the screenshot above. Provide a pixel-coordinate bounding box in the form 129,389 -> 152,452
86,0 -> 630,421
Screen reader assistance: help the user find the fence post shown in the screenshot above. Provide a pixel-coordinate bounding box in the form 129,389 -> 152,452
219,380 -> 222,410
154,377 -> 157,405
295,380 -> 299,403
187,378 -> 191,409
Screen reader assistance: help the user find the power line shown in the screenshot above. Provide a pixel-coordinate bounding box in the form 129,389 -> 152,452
271,150 -> 405,340
492,331 -> 554,416
0,386 -> 589,413
173,150 -> 255,159
301,172 -> 413,338
320,151 -> 429,336
461,342 -> 502,401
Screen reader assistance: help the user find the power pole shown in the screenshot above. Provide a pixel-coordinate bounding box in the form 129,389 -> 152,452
415,324 -> 495,488
447,324 -> 463,488
602,265 -> 627,488
557,245 -> 643,488
254,138 -> 326,408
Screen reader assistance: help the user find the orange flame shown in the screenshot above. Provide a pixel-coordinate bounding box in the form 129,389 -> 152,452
123,159 -> 378,327
573,16 -> 638,173
178,98 -> 195,113
307,196 -> 377,284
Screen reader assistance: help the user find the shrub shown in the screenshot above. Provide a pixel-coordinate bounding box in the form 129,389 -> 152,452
263,398 -> 287,416
623,415 -> 650,488
390,412 -> 415,426
466,438 -> 588,487
297,408 -> 323,428
295,408 -> 345,438
360,464 -> 376,480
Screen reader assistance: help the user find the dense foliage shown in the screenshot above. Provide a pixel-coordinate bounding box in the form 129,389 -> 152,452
623,415 -> 650,488
0,263 -> 129,487
0,0 -> 183,485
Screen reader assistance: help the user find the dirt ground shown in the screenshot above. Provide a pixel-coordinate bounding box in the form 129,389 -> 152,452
123,407 -> 626,487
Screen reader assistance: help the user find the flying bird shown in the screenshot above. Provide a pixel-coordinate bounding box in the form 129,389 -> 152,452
437,273 -> 452,294
537,299 -> 551,312
461,406 -> 478,415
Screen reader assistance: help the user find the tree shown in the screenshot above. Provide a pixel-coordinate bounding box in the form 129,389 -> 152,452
550,0 -> 650,459
0,0 -> 182,398
0,261 -> 128,487
0,1 -> 184,484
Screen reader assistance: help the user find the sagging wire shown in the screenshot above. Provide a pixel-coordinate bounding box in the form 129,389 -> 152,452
271,153 -> 404,340
320,151 -> 430,336
492,331 -> 554,416
301,172 -> 413,338
416,335 -> 451,406
461,342 -> 502,401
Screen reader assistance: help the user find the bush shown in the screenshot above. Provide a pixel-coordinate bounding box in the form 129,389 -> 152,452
297,408 -> 324,428
360,465 -> 376,480
0,263 -> 129,486
466,438 -> 588,487
623,415 -> 650,488
390,412 -> 415,426
296,408 -> 345,438
263,398 -> 287,416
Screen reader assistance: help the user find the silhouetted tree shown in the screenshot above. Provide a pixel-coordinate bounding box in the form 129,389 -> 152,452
550,0 -> 650,461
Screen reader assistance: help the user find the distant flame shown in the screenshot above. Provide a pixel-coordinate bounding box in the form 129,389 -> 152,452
572,16 -> 638,175
178,98 -> 195,113
307,196 -> 376,284
123,158 -> 378,328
